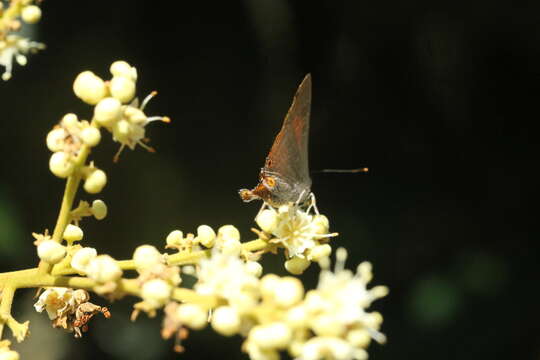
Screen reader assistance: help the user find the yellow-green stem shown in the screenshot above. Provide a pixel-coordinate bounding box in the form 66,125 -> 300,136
37,145 -> 91,274
0,286 -> 16,339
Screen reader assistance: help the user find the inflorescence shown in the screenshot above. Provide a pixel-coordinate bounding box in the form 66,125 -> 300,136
0,60 -> 388,360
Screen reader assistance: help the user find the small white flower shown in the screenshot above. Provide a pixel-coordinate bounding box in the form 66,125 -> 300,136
91,199 -> 107,220
110,76 -> 136,103
21,5 -> 42,24
256,209 -> 278,233
273,277 -> 304,308
61,113 -> 79,129
250,322 -> 292,350
175,303 -> 207,330
265,205 -> 337,258
307,244 -> 332,262
0,349 -> 20,360
300,337 -> 356,360
0,35 -> 45,81
285,256 -> 311,275
211,306 -> 241,336
46,128 -> 68,152
73,71 -> 107,105
166,230 -> 183,247
196,225 -> 216,248
245,261 -> 263,277
286,305 -> 308,328
216,225 -> 241,255
71,247 -> 97,273
80,126 -> 101,147
195,250 -> 260,305
63,224 -> 83,243
49,152 -> 74,178
110,92 -> 170,161
141,279 -> 172,308
94,97 -> 122,127
110,60 -> 137,81
244,341 -> 280,360
37,240 -> 66,264
133,245 -> 163,271
86,255 -> 122,283
83,169 -> 107,194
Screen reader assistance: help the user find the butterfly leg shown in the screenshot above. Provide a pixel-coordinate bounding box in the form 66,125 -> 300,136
255,201 -> 269,220
307,192 -> 320,215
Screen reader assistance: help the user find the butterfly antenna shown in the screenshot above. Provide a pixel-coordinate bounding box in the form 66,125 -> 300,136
314,167 -> 369,174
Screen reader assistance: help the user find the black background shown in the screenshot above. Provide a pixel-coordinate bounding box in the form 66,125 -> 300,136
0,0 -> 537,359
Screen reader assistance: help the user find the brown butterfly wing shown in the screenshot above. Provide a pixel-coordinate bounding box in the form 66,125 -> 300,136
263,74 -> 312,189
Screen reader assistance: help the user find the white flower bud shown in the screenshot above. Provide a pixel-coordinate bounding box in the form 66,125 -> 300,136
110,76 -> 136,103
49,152 -> 74,178
71,247 -> 97,273
37,240 -> 66,264
21,5 -> 41,24
274,277 -> 304,308
217,225 -> 241,255
166,230 -> 183,247
250,322 -> 292,350
304,291 -> 325,312
176,303 -> 207,330
80,126 -> 101,147
347,329 -> 371,348
256,209 -> 278,233
284,256 -> 311,275
211,306 -> 240,336
308,244 -> 332,261
84,169 -> 107,194
312,214 -> 330,234
245,261 -> 263,277
364,311 -> 383,329
46,128 -> 67,152
110,61 -> 137,81
311,314 -> 345,337
86,255 -> 122,283
217,225 -> 240,242
133,245 -> 162,270
61,113 -> 79,129
141,279 -> 172,308
94,97 -> 122,127
196,225 -> 216,248
260,274 -> 280,299
73,71 -> 107,105
63,224 -> 83,242
0,350 -> 20,360
91,199 -> 107,220
286,305 -> 307,328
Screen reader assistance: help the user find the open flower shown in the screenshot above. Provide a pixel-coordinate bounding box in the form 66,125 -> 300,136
0,35 -> 45,81
108,92 -> 170,161
257,205 -> 337,259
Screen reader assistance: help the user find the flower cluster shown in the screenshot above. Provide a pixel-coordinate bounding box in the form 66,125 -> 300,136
70,247 -> 123,295
131,245 -> 182,318
159,247 -> 388,360
256,204 -> 337,274
0,1 -> 44,80
34,288 -> 110,338
45,60 -> 169,194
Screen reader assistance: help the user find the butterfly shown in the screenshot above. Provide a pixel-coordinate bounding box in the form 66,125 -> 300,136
239,74 -> 313,208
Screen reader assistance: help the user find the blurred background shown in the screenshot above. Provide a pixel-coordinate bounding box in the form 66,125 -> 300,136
0,0 -> 536,359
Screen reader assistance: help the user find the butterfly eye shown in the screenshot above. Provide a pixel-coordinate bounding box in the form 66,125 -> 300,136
265,176 -> 276,188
